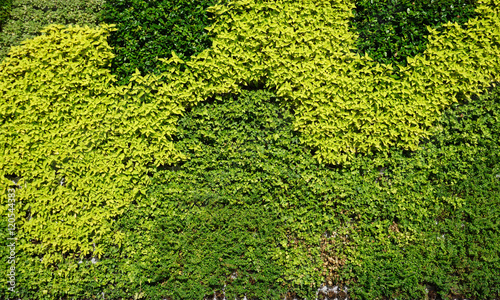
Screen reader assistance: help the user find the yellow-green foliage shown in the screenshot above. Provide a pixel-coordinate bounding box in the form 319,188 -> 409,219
0,24 -> 185,265
157,0 -> 499,165
0,0 -> 499,277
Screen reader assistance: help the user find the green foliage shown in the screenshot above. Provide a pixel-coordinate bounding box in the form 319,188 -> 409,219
0,88 -> 326,299
329,84 -> 500,299
151,89 -> 327,298
96,0 -> 229,85
92,88 -> 328,299
0,0 -> 12,31
0,0 -> 499,299
6,85 -> 497,299
0,0 -> 105,62
152,0 -> 500,166
351,0 -> 479,67
0,24 -> 185,269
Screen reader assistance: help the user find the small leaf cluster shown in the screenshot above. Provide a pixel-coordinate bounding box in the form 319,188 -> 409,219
350,0 -> 479,67
95,0 -> 229,85
0,0 -> 105,62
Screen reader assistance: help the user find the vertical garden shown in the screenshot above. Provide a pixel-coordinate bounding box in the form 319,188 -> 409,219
0,0 -> 499,299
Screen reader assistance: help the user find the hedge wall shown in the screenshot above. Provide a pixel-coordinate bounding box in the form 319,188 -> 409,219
94,0 -> 480,85
0,23 -> 185,269
2,80 -> 497,299
0,0 -> 499,298
148,0 -> 499,165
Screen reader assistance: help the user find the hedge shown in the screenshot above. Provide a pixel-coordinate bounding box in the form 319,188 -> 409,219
2,80 -> 497,299
95,0 -> 480,85
95,0 -> 229,85
350,0 -> 479,68
0,23 -> 185,270
147,0 -> 499,165
0,0 -> 499,298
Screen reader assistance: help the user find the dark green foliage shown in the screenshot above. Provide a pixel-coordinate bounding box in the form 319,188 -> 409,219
415,87 -> 500,299
120,86 -> 500,299
351,0 -> 479,67
96,0 -> 228,85
134,89 -> 319,299
0,88 -> 322,299
0,0 -> 12,31
111,195 -> 288,299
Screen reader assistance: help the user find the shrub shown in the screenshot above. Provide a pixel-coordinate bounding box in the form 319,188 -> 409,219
330,84 -> 500,299
0,87 -> 327,299
7,85 -> 497,299
84,85 -> 500,300
144,88 -> 327,299
153,0 -> 500,166
0,0 -> 498,298
0,0 -> 105,62
0,23 -> 185,274
350,0 -> 479,67
96,0 -> 229,85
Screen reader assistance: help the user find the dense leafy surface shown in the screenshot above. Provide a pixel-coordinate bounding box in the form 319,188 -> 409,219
351,0 -> 479,67
96,0 -> 228,85
94,0 -> 480,86
0,0 -> 499,299
114,89 -> 310,299
0,23 -> 185,271
7,86 -> 496,300
139,0 -> 499,165
0,0 -> 11,31
0,0 -> 105,61
332,87 -> 500,299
